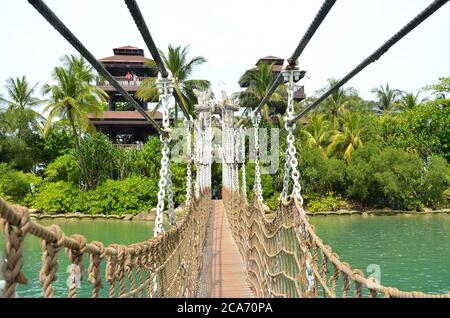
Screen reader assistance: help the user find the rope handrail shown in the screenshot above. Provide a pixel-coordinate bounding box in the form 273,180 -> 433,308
27,0 -> 166,136
223,190 -> 450,298
0,191 -> 211,298
289,0 -> 449,125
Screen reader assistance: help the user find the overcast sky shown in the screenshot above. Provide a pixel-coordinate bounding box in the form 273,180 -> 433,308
1,0 -> 449,102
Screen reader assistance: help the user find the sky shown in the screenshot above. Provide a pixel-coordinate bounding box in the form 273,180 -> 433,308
0,0 -> 449,102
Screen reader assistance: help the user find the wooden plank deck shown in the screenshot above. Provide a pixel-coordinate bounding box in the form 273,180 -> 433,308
197,200 -> 253,298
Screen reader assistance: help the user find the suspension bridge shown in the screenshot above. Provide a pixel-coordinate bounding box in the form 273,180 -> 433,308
1,0 -> 449,298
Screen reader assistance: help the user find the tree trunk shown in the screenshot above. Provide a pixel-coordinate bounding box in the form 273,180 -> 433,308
69,116 -> 89,189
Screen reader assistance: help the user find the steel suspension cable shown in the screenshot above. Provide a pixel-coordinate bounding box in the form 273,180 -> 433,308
238,0 -> 337,127
124,0 -> 192,120
27,0 -> 166,136
289,0 -> 449,125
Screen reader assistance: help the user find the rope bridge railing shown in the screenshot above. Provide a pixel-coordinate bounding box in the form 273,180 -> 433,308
223,190 -> 450,298
0,190 -> 211,298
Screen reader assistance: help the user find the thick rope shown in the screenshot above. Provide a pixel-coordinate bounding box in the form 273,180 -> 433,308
222,190 -> 450,298
0,205 -> 30,298
39,225 -> 64,298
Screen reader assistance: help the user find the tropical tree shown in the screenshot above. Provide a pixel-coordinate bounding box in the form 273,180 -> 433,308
399,90 -> 427,110
318,78 -> 357,130
42,55 -> 107,188
426,77 -> 450,94
0,76 -> 44,135
236,62 -> 288,126
371,83 -> 401,113
327,110 -> 364,162
137,44 -> 210,119
300,114 -> 332,156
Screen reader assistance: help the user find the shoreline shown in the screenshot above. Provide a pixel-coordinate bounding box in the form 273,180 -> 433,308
29,208 -> 450,221
306,208 -> 450,216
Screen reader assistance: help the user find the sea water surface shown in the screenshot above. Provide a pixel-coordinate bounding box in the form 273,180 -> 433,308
310,214 -> 450,294
1,214 -> 449,297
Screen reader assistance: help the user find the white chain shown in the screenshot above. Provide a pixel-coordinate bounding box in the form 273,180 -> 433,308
251,113 -> 263,202
284,70 -> 304,205
154,73 -> 174,237
194,121 -> 201,197
240,127 -> 247,195
233,129 -> 240,192
167,164 -> 175,226
281,147 -> 291,200
184,117 -> 193,206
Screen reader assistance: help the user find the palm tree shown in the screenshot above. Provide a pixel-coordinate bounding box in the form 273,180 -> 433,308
0,76 -> 44,134
399,91 -> 428,110
318,78 -> 357,130
327,110 -> 364,162
42,55 -> 107,188
136,44 -> 210,119
300,114 -> 332,156
371,83 -> 401,113
237,62 -> 287,126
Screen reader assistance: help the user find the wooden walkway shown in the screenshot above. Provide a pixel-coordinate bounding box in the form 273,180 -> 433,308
197,200 -> 253,298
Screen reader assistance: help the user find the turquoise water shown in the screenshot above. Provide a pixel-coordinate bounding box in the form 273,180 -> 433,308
310,214 -> 450,294
1,219 -> 154,298
1,214 -> 449,297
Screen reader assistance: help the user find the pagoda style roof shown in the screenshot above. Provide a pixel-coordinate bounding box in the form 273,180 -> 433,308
98,55 -> 151,63
256,56 -> 284,66
99,45 -> 151,64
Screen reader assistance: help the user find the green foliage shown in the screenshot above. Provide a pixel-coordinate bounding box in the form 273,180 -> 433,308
0,164 -> 33,202
426,77 -> 450,95
41,124 -> 75,164
44,153 -> 80,183
30,177 -> 160,214
298,147 -> 347,195
420,156 -> 450,208
30,181 -> 82,213
347,145 -> 449,210
80,177 -> 158,215
266,192 -> 281,211
79,134 -> 162,187
378,100 -> 450,160
304,192 -> 349,212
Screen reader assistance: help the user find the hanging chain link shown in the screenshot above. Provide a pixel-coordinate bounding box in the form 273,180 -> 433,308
283,69 -> 304,205
184,117 -> 193,207
154,73 -> 175,237
281,147 -> 291,200
240,127 -> 247,195
251,113 -> 263,202
233,130 -> 240,192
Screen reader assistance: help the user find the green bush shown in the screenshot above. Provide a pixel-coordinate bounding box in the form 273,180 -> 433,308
44,153 -> 80,183
420,156 -> 450,208
0,164 -> 35,203
346,145 -> 448,210
298,147 -> 347,194
30,177 -> 160,214
304,191 -> 349,212
31,181 -> 81,213
82,177 -> 159,215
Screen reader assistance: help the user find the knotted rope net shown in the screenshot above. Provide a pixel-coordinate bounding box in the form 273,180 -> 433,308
223,190 -> 450,298
0,192 -> 211,298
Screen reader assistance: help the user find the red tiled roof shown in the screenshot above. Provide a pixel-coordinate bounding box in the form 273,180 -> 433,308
98,55 -> 151,63
261,55 -> 283,60
88,111 -> 163,120
114,45 -> 141,50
